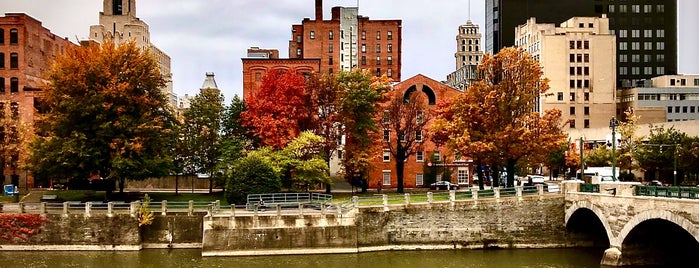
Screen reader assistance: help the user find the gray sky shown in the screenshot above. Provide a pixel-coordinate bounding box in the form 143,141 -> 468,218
2,0 -> 697,102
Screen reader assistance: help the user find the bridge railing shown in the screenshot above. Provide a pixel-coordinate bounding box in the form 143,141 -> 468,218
635,186 -> 699,199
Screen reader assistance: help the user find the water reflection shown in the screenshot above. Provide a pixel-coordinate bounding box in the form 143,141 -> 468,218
1,248 -> 607,268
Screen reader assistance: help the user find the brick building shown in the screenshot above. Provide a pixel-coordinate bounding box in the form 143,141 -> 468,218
242,47 -> 320,98
0,13 -> 76,188
290,0 -> 402,80
368,74 -> 468,190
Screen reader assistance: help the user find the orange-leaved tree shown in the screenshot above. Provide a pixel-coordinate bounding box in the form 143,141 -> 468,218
380,90 -> 432,193
241,70 -> 310,150
433,47 -> 566,188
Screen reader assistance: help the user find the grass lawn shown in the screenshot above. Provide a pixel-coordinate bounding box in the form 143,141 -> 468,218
144,191 -> 229,205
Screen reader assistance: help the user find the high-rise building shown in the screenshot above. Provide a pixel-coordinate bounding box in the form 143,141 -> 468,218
485,0 -> 677,89
288,0 -> 402,80
515,16 -> 617,130
446,20 -> 484,91
89,0 -> 175,106
0,13 -> 76,188
619,74 -> 699,124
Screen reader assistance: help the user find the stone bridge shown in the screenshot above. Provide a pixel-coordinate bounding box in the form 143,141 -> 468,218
562,181 -> 699,266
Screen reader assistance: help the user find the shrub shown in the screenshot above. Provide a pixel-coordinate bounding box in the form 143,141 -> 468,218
225,155 -> 281,205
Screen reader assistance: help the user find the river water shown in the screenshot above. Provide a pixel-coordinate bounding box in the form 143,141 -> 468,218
0,248 -> 613,268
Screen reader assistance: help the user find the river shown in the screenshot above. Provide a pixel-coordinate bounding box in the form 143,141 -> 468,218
0,248 -> 617,268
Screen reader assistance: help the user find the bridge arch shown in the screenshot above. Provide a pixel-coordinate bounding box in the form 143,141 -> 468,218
565,200 -> 614,246
617,209 -> 699,247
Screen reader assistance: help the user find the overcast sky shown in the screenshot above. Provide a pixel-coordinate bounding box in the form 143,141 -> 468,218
2,0 -> 697,102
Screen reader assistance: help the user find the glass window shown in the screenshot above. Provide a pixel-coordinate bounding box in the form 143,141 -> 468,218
457,169 -> 469,184
376,31 -> 381,40
584,40 -> 589,49
0,53 -> 4,68
10,53 -> 18,69
584,106 -> 590,115
10,77 -> 18,93
619,55 -> 627,63
656,67 -> 665,75
376,56 -> 381,65
632,30 -> 640,38
656,30 -> 665,38
361,44 -> 366,52
376,44 -> 381,53
383,129 -> 390,141
296,48 -> 301,56
433,151 -> 441,162
584,119 -> 590,129
382,110 -> 389,124
416,130 -> 422,141
328,44 -> 333,53
10,29 -> 18,45
383,150 -> 390,162
387,56 -> 393,65
570,106 -> 576,115
416,151 -> 424,162
387,68 -> 393,77
387,44 -> 393,52
619,42 -> 627,50
0,29 -> 3,44
361,30 -> 366,40
570,120 -> 576,129
619,30 -> 627,38
387,31 -> 393,40
558,92 -> 564,101
382,171 -> 390,185
310,31 -> 315,39
0,77 -> 4,92
361,56 -> 366,65
644,30 -> 653,38
329,30 -> 333,40
656,42 -> 665,50
631,42 -> 640,50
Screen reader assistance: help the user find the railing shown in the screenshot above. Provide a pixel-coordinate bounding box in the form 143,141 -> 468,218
245,193 -> 333,210
635,186 -> 699,199
580,183 -> 600,193
0,200 -> 219,216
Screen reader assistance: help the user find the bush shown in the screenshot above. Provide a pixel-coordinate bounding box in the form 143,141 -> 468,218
225,155 -> 281,205
619,172 -> 636,181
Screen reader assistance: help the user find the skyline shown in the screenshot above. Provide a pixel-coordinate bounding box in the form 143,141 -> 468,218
1,0 -> 697,102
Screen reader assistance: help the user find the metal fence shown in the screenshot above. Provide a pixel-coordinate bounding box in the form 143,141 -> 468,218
635,186 -> 699,199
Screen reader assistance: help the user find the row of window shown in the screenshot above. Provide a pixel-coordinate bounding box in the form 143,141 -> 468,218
558,92 -> 591,102
569,53 -> 590,63
381,169 -> 470,186
615,29 -> 665,39
0,53 -> 19,69
569,119 -> 591,129
333,55 -> 393,66
569,40 -> 590,50
569,106 -> 591,116
460,45 -> 479,52
569,66 -> 590,76
460,39 -> 479,45
382,150 -> 440,163
619,41 -> 664,51
0,77 -> 20,93
619,66 -> 664,76
308,30 -> 393,41
328,67 -> 395,78
383,129 -> 422,143
667,106 -> 699,114
669,78 -> 699,87
608,4 -> 664,14
0,28 -> 19,45
619,54 -> 664,63
569,79 -> 591,89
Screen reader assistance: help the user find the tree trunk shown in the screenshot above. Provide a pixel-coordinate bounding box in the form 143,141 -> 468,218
118,178 -> 125,194
506,158 -> 517,188
476,162 -> 485,190
491,166 -> 500,188
396,155 -> 405,194
175,174 -> 179,195
325,156 -> 332,194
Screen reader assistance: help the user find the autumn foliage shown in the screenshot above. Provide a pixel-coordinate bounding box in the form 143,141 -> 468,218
0,214 -> 46,243
433,47 -> 566,187
241,70 -> 310,149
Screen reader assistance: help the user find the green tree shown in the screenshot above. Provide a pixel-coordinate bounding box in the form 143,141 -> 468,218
336,70 -> 391,188
182,88 -> 225,193
617,110 -> 642,179
278,131 -> 331,191
30,41 -> 176,194
635,125 -> 685,184
585,146 -> 613,167
225,154 -> 281,205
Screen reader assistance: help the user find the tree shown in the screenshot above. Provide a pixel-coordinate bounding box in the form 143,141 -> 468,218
635,125 -> 685,184
304,73 -> 344,193
585,146 -> 613,167
0,102 -> 33,188
225,154 -> 281,205
616,110 -> 642,180
182,88 -> 225,193
380,91 -> 432,193
241,70 -> 309,150
278,131 -> 331,191
432,47 -> 566,188
336,70 -> 391,189
29,41 -> 176,194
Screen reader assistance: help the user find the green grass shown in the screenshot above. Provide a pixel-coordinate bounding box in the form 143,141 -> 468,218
144,192 -> 229,205
44,190 -> 106,202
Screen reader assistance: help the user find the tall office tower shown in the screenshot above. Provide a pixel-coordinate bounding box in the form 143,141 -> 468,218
89,0 -> 175,106
447,20 -> 484,90
0,13 -> 76,188
288,0 -> 402,81
485,0 -> 677,89
515,16 -> 616,130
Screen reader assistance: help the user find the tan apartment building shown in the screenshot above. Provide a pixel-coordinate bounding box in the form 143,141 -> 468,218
0,13 -> 76,188
515,16 -> 616,130
89,0 -> 175,107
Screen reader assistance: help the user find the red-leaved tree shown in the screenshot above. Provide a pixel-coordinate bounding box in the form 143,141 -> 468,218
0,214 -> 46,243
241,70 -> 310,150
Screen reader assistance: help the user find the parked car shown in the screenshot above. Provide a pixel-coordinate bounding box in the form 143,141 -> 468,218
430,180 -> 459,190
524,175 -> 546,186
648,180 -> 663,186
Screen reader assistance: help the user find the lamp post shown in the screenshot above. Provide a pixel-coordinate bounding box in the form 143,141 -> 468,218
609,117 -> 619,182
580,135 -> 585,180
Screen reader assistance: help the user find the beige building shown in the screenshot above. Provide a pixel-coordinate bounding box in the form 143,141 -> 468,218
515,16 -> 616,130
619,74 -> 699,124
89,0 -> 175,107
447,20 -> 483,91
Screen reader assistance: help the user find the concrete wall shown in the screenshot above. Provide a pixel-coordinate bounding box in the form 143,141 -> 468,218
202,195 -> 570,256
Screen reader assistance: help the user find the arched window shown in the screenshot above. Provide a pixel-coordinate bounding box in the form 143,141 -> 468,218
10,53 -> 18,69
10,77 -> 18,93
10,28 -> 18,45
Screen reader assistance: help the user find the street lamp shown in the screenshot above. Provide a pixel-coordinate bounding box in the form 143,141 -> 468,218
609,117 -> 619,182
579,135 -> 585,180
